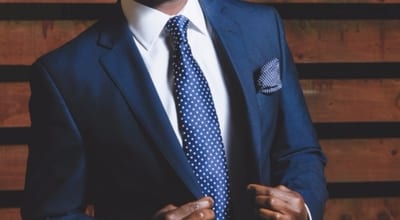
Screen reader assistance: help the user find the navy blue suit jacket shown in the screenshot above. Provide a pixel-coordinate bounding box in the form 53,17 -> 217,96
22,0 -> 328,219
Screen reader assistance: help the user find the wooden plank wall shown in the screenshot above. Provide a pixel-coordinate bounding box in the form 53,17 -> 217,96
0,0 -> 399,219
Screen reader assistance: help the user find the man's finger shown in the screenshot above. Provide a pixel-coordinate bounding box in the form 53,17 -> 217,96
248,184 -> 275,196
248,184 -> 295,203
153,204 -> 178,219
152,197 -> 214,220
276,185 -> 291,192
165,197 -> 214,219
248,184 -> 307,220
255,195 -> 287,212
183,208 -> 215,220
257,207 -> 284,220
247,184 -> 268,192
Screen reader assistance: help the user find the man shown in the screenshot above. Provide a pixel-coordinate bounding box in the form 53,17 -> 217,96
22,0 -> 328,219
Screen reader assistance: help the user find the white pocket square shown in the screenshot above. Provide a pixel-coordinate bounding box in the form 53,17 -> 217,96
256,58 -> 282,95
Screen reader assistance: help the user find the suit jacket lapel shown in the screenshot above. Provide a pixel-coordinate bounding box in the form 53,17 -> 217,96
95,0 -> 265,197
97,11 -> 202,198
200,0 -> 263,181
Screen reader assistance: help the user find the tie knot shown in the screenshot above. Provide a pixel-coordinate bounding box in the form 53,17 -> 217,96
165,15 -> 190,49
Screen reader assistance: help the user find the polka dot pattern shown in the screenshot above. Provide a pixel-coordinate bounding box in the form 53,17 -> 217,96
166,15 -> 231,220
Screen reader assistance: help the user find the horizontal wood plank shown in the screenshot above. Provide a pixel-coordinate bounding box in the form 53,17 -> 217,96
1,138 -> 399,190
324,197 -> 400,220
285,20 -> 400,63
2,79 -> 400,127
1,198 -> 400,219
0,145 -> 27,191
0,83 -> 30,127
321,138 -> 400,182
0,208 -> 20,220
0,21 -> 96,65
1,20 -> 400,65
300,79 -> 400,123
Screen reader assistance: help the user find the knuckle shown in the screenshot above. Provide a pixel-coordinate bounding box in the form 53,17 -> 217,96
294,195 -> 304,206
164,212 -> 176,220
188,202 -> 200,211
266,197 -> 275,207
277,185 -> 286,190
267,189 -> 274,196
292,191 -> 302,199
165,204 -> 177,210
185,209 -> 214,220
203,209 -> 215,219
191,211 -> 205,219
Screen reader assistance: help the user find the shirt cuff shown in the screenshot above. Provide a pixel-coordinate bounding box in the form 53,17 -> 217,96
305,203 -> 312,220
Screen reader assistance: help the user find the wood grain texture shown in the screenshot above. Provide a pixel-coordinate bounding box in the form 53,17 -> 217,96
0,83 -> 30,127
0,21 -> 95,65
324,197 -> 400,220
0,208 -> 20,220
301,79 -> 400,123
1,20 -> 400,65
1,139 -> 399,190
322,138 -> 400,182
0,145 -> 27,191
285,20 -> 400,63
1,79 -> 400,127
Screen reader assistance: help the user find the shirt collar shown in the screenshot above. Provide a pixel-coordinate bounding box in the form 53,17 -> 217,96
121,0 -> 209,51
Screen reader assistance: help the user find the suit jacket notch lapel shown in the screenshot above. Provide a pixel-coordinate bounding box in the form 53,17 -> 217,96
98,16 -> 203,198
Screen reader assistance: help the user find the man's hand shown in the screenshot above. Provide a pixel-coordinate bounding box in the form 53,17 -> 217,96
247,184 -> 308,220
152,197 -> 215,220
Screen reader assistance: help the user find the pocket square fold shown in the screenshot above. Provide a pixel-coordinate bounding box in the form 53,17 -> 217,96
256,58 -> 282,95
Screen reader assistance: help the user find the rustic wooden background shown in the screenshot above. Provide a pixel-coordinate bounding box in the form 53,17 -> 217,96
0,0 -> 399,219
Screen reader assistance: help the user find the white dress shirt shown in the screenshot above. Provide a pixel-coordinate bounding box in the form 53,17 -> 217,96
121,0 -> 231,153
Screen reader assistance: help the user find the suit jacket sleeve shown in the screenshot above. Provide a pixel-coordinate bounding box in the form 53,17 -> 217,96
270,10 -> 328,220
21,61 -> 94,220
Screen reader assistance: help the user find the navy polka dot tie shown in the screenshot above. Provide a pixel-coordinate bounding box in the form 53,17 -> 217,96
166,15 -> 231,220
